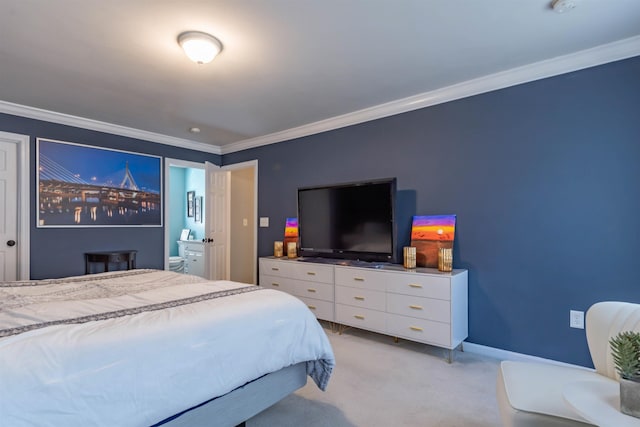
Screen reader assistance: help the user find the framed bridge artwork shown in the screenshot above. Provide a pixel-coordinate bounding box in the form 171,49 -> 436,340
36,138 -> 162,227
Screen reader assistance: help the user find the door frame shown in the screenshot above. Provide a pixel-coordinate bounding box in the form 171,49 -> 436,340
0,131 -> 30,279
163,158 -> 205,270
164,158 -> 258,283
221,159 -> 258,284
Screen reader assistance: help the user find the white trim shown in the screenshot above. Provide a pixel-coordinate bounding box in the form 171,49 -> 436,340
221,159 -> 257,172
1,36 -> 638,156
0,131 -> 30,280
0,101 -> 221,155
166,158 -> 207,170
18,134 -> 29,279
463,342 -> 593,370
221,35 -> 640,154
222,159 -> 258,284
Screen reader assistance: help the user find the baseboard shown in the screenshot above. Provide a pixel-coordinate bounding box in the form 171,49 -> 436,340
462,342 -> 593,370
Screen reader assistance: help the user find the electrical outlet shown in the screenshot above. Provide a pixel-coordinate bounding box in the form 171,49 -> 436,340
570,310 -> 584,329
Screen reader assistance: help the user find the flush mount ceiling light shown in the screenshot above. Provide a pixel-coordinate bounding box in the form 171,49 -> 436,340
178,31 -> 223,64
551,0 -> 578,13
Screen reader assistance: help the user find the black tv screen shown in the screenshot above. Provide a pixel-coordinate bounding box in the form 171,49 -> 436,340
297,178 -> 396,263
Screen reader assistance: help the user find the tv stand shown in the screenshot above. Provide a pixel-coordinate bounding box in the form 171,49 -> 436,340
259,257 -> 468,361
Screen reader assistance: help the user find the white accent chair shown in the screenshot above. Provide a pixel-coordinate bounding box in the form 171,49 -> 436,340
496,301 -> 640,426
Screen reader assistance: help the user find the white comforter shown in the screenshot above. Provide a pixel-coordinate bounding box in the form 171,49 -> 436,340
0,270 -> 334,427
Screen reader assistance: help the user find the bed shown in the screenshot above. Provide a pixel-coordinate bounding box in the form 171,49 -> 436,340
0,269 -> 335,427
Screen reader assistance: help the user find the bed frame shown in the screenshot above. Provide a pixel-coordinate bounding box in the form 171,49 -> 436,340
155,362 -> 307,427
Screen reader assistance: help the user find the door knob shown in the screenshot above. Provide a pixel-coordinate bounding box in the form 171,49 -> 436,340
6,240 -> 16,247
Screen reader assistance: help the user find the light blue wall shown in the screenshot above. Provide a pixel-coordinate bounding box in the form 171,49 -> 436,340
168,166 -> 206,253
185,168 -> 206,240
169,167 -> 186,256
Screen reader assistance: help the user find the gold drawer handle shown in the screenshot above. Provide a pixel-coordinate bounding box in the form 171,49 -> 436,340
271,267 -> 279,271
354,315 -> 365,320
410,326 -> 423,332
271,283 -> 280,287
307,272 -> 316,276
354,296 -> 365,301
307,288 -> 316,293
409,283 -> 423,288
409,305 -> 423,310
354,277 -> 365,282
308,305 -> 316,310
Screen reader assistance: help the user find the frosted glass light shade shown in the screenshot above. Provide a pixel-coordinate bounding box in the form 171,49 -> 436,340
178,31 -> 222,64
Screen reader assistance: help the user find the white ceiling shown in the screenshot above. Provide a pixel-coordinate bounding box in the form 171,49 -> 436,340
1,1 -> 639,154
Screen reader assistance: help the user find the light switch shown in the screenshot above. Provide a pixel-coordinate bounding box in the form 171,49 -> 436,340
243,218 -> 248,227
259,217 -> 269,227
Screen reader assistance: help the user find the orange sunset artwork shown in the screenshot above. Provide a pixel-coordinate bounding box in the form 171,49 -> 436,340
284,217 -> 298,247
410,215 -> 456,267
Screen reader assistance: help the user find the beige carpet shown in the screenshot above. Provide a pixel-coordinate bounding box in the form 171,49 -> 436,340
248,323 -> 502,426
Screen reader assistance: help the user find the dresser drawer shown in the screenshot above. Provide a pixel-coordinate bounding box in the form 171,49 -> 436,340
387,294 -> 450,322
259,274 -> 296,294
289,262 -> 334,284
336,304 -> 386,332
259,258 -> 293,278
290,281 -> 334,302
335,266 -> 387,291
298,296 -> 334,321
386,273 -> 451,300
335,285 -> 386,311
387,314 -> 451,348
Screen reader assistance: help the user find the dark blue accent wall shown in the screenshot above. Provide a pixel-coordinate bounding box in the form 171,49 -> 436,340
0,113 -> 220,279
223,56 -> 640,366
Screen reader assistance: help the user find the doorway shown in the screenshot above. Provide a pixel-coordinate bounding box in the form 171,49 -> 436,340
0,131 -> 30,280
164,158 -> 257,284
224,160 -> 258,284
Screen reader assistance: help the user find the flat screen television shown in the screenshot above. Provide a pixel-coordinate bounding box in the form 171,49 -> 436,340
297,178 -> 397,263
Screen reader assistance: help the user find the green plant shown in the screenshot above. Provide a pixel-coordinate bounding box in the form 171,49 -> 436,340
610,331 -> 640,381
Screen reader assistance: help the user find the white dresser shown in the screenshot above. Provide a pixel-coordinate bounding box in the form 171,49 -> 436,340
259,257 -> 335,321
259,257 -> 468,358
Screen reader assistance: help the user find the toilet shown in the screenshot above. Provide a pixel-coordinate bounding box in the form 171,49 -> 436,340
169,241 -> 186,273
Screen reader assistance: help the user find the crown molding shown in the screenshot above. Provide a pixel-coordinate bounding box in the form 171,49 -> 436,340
221,35 -> 640,154
2,35 -> 638,157
0,101 -> 222,155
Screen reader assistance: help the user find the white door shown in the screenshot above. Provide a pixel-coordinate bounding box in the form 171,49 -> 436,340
0,139 -> 18,281
205,161 -> 230,280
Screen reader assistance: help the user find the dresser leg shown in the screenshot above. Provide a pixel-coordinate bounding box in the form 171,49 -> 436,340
337,324 -> 351,335
329,322 -> 338,334
393,336 -> 399,344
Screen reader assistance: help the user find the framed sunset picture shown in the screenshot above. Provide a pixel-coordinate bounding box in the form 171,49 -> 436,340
284,217 -> 299,248
410,214 -> 456,267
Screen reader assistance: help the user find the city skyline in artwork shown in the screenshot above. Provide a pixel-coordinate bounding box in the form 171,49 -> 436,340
37,138 -> 162,227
